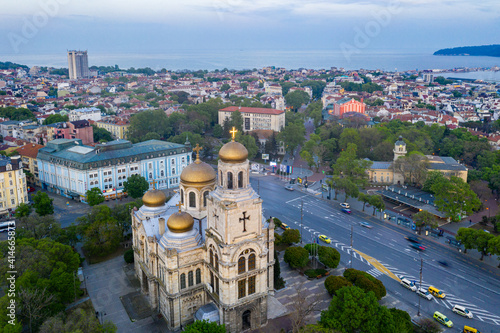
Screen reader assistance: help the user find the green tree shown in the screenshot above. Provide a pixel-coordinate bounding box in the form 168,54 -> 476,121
16,215 -> 62,240
339,178 -> 359,203
92,125 -> 113,142
85,187 -> 105,206
229,110 -> 244,133
32,191 -> 54,216
456,228 -> 475,254
319,286 -> 381,333
15,202 -> 32,218
368,195 -> 385,216
127,109 -> 170,142
279,122 -> 306,155
123,174 -> 150,199
413,210 -> 437,235
432,176 -> 481,222
213,124 -> 223,138
76,205 -> 122,257
357,193 -> 370,211
423,171 -> 446,194
236,134 -> 258,160
332,143 -> 372,187
282,228 -> 301,245
487,236 -> 500,268
474,230 -> 494,260
343,268 -> 386,300
318,246 -> 340,268
43,114 -> 68,125
284,246 -> 309,269
388,308 -> 412,333
285,90 -> 310,111
220,83 -> 230,92
184,319 -> 226,333
324,276 -> 352,296
274,249 -> 285,289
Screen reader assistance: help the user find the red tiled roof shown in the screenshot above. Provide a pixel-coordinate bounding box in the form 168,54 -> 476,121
219,106 -> 284,115
17,143 -> 44,159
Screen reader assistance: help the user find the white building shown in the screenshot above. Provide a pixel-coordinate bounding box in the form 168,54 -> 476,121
37,139 -> 192,203
68,107 -> 102,122
218,106 -> 285,132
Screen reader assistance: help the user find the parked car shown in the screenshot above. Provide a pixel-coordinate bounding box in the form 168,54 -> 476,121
341,208 -> 352,214
452,305 -> 473,319
433,311 -> 453,328
340,202 -> 350,209
319,235 -> 331,244
359,222 -> 373,229
400,278 -> 417,292
284,185 -> 294,191
416,288 -> 433,300
405,236 -> 420,243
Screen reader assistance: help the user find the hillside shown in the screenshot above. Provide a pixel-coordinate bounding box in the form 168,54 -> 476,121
434,44 -> 500,57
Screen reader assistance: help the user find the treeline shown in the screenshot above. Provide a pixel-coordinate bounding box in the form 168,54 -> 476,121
0,61 -> 29,71
434,44 -> 500,57
0,106 -> 36,121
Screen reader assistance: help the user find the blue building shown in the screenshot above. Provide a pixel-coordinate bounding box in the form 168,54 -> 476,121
37,139 -> 191,202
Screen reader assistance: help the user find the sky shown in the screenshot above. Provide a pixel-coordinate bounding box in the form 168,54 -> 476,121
0,0 -> 499,65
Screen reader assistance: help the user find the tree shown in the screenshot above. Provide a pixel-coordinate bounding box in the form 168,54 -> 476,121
423,171 -> 446,194
357,193 -> 370,211
123,174 -> 149,199
290,282 -> 324,333
274,249 -> 285,289
318,246 -> 340,268
343,268 -> 386,300
284,246 -> 309,269
413,210 -> 437,235
32,191 -> 54,216
416,318 -> 442,333
282,228 -> 301,245
77,205 -> 122,257
213,124 -> 223,138
127,109 -> 170,142
393,153 -> 429,186
339,178 -> 359,203
220,83 -> 230,92
279,122 -> 306,155
332,143 -> 372,187
285,90 -> 310,111
432,176 -> 481,222
487,236 -> 500,268
236,134 -> 258,160
319,286 -> 382,333
388,308 -> 413,333
474,230 -> 494,260
324,276 -> 352,296
16,215 -> 62,240
86,187 -> 105,206
368,195 -> 385,216
229,110 -> 244,133
15,202 -> 32,218
92,125 -> 113,142
18,287 -> 55,333
456,228 -> 475,254
184,319 -> 226,333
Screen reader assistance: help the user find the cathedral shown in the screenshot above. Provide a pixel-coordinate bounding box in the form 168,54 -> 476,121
131,129 -> 275,332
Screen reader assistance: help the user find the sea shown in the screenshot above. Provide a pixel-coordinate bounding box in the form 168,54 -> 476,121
2,49 -> 500,77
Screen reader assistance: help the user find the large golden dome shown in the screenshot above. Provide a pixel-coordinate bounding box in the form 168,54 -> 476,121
219,141 -> 248,163
167,211 -> 194,233
180,160 -> 216,184
142,189 -> 167,207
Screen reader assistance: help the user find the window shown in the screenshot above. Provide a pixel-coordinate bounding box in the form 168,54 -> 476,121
220,171 -> 223,186
238,171 -> 243,188
181,189 -> 184,204
203,191 -> 208,207
188,271 -> 194,287
238,280 -> 246,299
10,189 -> 13,195
238,256 -> 246,274
210,249 -> 214,266
9,180 -> 12,186
248,254 -> 256,271
160,170 -> 164,177
189,192 -> 196,208
227,172 -> 233,189
149,172 -> 152,179
214,254 -> 219,272
182,157 -> 185,164
11,199 -> 15,205
210,271 -> 214,289
248,276 -> 256,295
171,158 -> 175,165
196,268 -> 201,284
180,273 -> 186,289
172,168 -> 175,175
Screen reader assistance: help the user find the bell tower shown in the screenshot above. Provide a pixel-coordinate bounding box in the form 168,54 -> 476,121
205,128 -> 273,332
393,135 -> 407,161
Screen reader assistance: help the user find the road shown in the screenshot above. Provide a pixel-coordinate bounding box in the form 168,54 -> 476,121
252,175 -> 500,333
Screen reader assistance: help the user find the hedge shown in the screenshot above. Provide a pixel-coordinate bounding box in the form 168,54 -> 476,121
324,276 -> 353,296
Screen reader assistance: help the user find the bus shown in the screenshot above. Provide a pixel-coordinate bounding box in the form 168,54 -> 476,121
0,221 -> 15,232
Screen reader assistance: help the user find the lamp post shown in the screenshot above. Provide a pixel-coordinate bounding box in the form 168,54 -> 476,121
417,256 -> 423,316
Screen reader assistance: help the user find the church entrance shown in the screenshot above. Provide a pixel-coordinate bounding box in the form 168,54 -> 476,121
142,270 -> 149,294
242,310 -> 251,331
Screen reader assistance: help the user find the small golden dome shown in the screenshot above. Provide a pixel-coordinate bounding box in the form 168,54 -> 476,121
167,211 -> 194,233
180,160 -> 216,184
219,141 -> 248,163
142,189 -> 167,207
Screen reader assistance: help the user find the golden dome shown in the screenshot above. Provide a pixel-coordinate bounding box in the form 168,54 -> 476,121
142,189 -> 167,207
180,160 -> 216,184
167,211 -> 194,233
219,141 -> 248,163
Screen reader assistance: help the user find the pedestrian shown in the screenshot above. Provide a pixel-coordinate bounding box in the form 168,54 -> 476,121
469,219 -> 472,225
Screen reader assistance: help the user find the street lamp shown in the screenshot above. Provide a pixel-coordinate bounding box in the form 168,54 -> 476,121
417,255 -> 423,317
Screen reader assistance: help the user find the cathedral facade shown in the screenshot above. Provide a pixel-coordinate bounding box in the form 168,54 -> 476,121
132,133 -> 274,332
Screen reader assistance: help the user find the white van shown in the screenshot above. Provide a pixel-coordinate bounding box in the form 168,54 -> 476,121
416,288 -> 433,300
453,305 -> 473,318
400,278 -> 416,292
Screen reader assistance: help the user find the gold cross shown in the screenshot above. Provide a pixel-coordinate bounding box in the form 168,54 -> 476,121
230,127 -> 238,141
175,202 -> 182,213
192,143 -> 203,161
150,179 -> 157,189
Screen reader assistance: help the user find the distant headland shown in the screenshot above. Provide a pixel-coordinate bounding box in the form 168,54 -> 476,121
434,44 -> 500,57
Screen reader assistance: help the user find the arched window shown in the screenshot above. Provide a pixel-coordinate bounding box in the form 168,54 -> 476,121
238,256 -> 246,274
203,191 -> 208,207
238,171 -> 243,188
180,273 -> 186,289
210,249 -> 214,266
248,276 -> 256,295
189,192 -> 196,208
181,189 -> 184,204
188,271 -> 194,287
248,253 -> 256,271
227,172 -> 233,189
220,171 -> 223,186
160,170 -> 164,177
238,280 -> 246,299
196,268 -> 201,284
210,272 -> 214,289
214,254 -> 219,272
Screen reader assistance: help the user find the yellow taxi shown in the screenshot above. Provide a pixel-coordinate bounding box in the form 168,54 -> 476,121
319,235 -> 331,244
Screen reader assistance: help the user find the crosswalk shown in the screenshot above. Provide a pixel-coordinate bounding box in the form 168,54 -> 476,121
282,197 -> 500,327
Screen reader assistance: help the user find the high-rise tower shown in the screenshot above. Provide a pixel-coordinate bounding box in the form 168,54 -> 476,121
67,50 -> 89,80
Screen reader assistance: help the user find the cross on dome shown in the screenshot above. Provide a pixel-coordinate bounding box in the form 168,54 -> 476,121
230,127 -> 238,141
192,144 -> 203,162
175,202 -> 182,213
